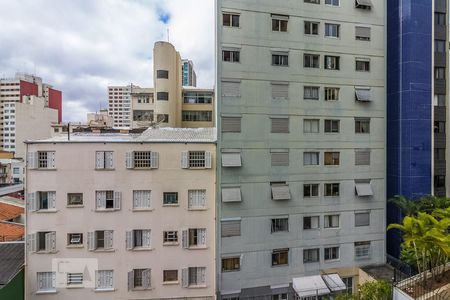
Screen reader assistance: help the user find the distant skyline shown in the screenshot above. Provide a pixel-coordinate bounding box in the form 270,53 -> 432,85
0,0 -> 214,122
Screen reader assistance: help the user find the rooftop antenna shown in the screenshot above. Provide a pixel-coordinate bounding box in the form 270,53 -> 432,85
167,28 -> 170,42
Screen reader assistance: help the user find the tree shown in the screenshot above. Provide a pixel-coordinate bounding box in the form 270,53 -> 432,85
388,195 -> 420,216
335,281 -> 392,300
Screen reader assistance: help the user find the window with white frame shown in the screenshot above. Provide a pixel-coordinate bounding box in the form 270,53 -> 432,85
95,270 -> 113,290
356,58 -> 370,72
133,190 -> 151,209
304,184 -> 319,197
271,217 -> 289,233
324,246 -> 340,261
304,119 -> 320,133
303,248 -> 319,263
342,277 -> 354,294
37,272 -> 56,292
325,183 -> 340,196
324,87 -> 340,101
304,86 -> 319,100
304,21 -> 319,35
27,191 -> 56,211
304,54 -> 320,68
272,14 -> 288,32
95,190 -> 121,210
128,268 -> 151,290
126,151 -> 158,169
183,228 -> 206,248
126,229 -> 151,250
324,215 -> 340,228
272,52 -> 289,66
27,151 -> 55,169
67,273 -> 83,286
223,13 -> 240,27
182,267 -> 206,287
188,189 -> 207,209
163,231 -> 178,244
355,241 -> 371,259
87,230 -> 114,251
28,231 -> 56,253
67,233 -> 83,246
223,49 -> 240,62
325,23 -> 340,37
304,152 -> 319,166
181,151 -> 212,169
95,151 -> 114,169
303,216 -> 320,230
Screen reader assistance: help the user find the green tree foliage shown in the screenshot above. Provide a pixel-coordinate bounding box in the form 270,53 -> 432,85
335,280 -> 392,300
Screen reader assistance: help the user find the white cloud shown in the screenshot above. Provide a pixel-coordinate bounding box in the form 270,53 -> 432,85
0,0 -> 214,122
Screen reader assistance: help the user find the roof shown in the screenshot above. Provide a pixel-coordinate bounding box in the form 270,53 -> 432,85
361,264 -> 395,282
26,127 -> 217,144
0,222 -> 24,242
0,242 -> 24,287
0,202 -> 23,221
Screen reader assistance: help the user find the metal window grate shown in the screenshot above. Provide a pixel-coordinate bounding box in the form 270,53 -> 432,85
38,152 -> 48,168
189,151 -> 206,168
133,151 -> 152,168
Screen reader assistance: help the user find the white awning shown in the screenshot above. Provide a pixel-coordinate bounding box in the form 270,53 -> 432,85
222,152 -> 242,167
356,0 -> 372,7
222,187 -> 242,202
322,274 -> 346,292
355,88 -> 371,101
355,183 -> 373,196
271,184 -> 291,200
293,275 -> 330,298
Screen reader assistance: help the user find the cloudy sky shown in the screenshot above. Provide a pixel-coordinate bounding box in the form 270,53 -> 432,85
0,0 -> 214,122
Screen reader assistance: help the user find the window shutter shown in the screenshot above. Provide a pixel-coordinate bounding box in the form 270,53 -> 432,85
271,151 -> 289,166
27,152 -> 38,169
181,268 -> 189,287
45,232 -> 56,252
181,151 -> 189,169
126,231 -> 133,250
271,184 -> 291,200
355,212 -> 370,226
222,81 -> 240,97
127,270 -> 134,290
198,229 -> 206,246
222,117 -> 241,132
271,83 -> 289,100
221,220 -> 241,237
221,187 -> 242,202
126,152 -> 134,169
355,26 -> 371,39
182,230 -> 188,248
113,192 -> 121,210
204,152 -> 212,169
355,182 -> 373,196
107,271 -> 113,288
311,217 -> 319,229
87,232 -> 95,251
27,192 -> 37,212
96,271 -> 102,288
143,230 -> 151,248
96,152 -> 105,169
197,267 -> 206,285
105,151 -> 114,169
96,191 -> 106,209
271,117 -> 289,133
355,88 -> 371,101
48,191 -> 56,209
150,152 -> 159,169
104,230 -> 113,250
143,269 -> 151,289
47,151 -> 56,169
27,233 -> 37,252
355,150 -> 370,165
221,152 -> 242,167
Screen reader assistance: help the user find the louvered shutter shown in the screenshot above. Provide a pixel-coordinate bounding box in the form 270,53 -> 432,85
47,152 -> 56,169
113,192 -> 121,210
27,233 -> 37,252
105,151 -> 114,169
45,231 -> 56,252
355,26 -> 371,39
355,212 -> 370,226
271,184 -> 291,200
27,152 -> 38,169
182,230 -> 188,248
143,269 -> 151,289
96,191 -> 106,209
222,81 -> 240,97
95,271 -> 102,289
222,117 -> 241,133
198,229 -> 206,246
87,232 -> 95,251
181,151 -> 189,169
271,117 -> 289,133
143,230 -> 151,248
150,152 -> 159,169
355,183 -> 373,196
104,230 -> 113,250
107,271 -> 113,288
355,150 -> 370,165
221,220 -> 241,237
204,152 -> 212,169
271,151 -> 289,166
197,267 -> 206,285
128,270 -> 134,290
126,152 -> 134,169
96,152 -> 105,169
181,268 -> 189,287
271,83 -> 289,100
221,187 -> 242,202
222,152 -> 242,167
27,192 -> 37,212
126,231 -> 133,250
143,191 -> 151,208
48,191 -> 56,209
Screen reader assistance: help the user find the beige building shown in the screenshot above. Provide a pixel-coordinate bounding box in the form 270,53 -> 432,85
25,127 -> 216,300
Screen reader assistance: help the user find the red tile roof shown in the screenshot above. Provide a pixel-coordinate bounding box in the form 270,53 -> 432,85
0,223 -> 24,242
0,202 -> 23,221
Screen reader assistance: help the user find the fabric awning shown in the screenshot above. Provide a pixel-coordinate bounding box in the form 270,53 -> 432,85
355,88 -> 371,101
222,187 -> 242,202
293,275 -> 330,298
271,184 -> 291,200
222,152 -> 242,167
322,274 -> 347,292
356,0 -> 372,7
355,183 -> 373,196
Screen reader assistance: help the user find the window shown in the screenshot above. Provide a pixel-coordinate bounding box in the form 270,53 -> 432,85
355,241 -> 371,259
304,86 -> 319,100
272,248 -> 289,266
271,82 -> 289,100
304,184 -> 319,197
189,151 -> 207,168
129,269 -> 151,290
355,88 -> 371,101
34,191 -> 56,211
435,67 -> 446,79
163,270 -> 178,282
157,92 -> 169,101
222,150 -> 242,167
435,12 -> 446,26
272,15 -> 288,32
304,54 -> 320,68
87,230 -> 113,251
183,92 -> 213,104
28,231 -> 56,253
13,167 -> 19,174
221,219 -> 241,237
126,229 -> 151,249
223,13 -> 240,27
188,190 -> 207,209
271,150 -> 289,166
325,183 -> 340,196
355,0 -> 372,10
37,272 -> 55,292
271,182 -> 291,200
95,151 -> 114,169
324,215 -> 340,228
222,257 -> 241,272
96,270 -> 113,290
435,121 -> 446,133
303,248 -> 319,263
325,55 -> 340,70
95,190 -> 120,210
355,212 -> 370,227
324,246 -> 340,261
356,58 -> 370,71
271,218 -> 289,233
305,0 -> 320,3
222,116 -> 241,132
304,119 -> 320,133
222,186 -> 242,202
272,53 -> 289,66
67,233 -> 83,246
325,87 -> 339,101
325,0 -> 339,5
163,192 -> 178,205
28,151 -> 55,169
304,21 -> 319,35
324,152 -> 340,165
223,50 -> 240,62
303,216 -> 320,229
133,190 -> 151,209
156,70 -> 169,79
355,26 -> 371,41
67,273 -> 83,285
324,120 -> 339,133
355,118 -> 370,133
184,267 -> 206,287
355,149 -> 371,165
435,148 -> 445,161
273,294 -> 288,300
342,277 -> 354,294
184,228 -> 207,248
434,94 -> 446,107
325,23 -> 340,37
182,111 -> 213,122
163,231 -> 178,243
157,114 -> 169,123
304,152 -> 319,165
435,175 -> 445,188
271,117 -> 289,133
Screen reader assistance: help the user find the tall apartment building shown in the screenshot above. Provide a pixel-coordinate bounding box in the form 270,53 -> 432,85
0,73 -> 61,158
386,0 -> 449,257
182,59 -> 197,87
109,42 -> 214,129
216,0 -> 385,298
25,128 -> 216,299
